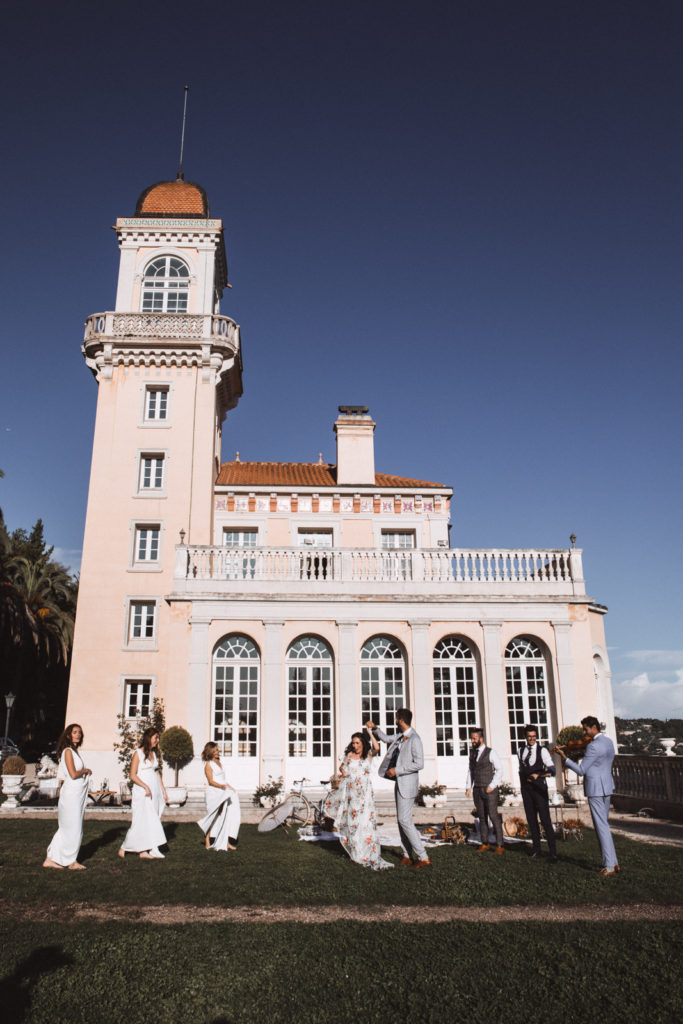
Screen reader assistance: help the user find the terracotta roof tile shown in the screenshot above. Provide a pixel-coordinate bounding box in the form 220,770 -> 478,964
216,462 -> 446,489
136,180 -> 209,217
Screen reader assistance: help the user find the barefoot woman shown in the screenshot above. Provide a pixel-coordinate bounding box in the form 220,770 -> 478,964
119,727 -> 168,859
43,723 -> 92,870
197,741 -> 241,851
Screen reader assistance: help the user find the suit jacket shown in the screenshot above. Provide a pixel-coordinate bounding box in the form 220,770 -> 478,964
565,732 -> 615,797
373,727 -> 424,799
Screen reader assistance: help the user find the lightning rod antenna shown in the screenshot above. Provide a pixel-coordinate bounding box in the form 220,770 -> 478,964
177,85 -> 189,181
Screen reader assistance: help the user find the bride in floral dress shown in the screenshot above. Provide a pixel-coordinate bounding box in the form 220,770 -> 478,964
324,731 -> 393,870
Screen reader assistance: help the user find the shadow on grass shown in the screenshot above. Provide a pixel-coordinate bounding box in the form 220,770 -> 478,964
0,946 -> 74,1021
80,827 -> 126,862
163,822 -> 180,844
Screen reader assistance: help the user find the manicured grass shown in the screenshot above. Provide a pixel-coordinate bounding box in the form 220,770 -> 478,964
1,819 -> 682,907
1,919 -> 682,1023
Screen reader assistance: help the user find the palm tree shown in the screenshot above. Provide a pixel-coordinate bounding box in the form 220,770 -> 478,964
5,556 -> 75,664
0,536 -> 78,752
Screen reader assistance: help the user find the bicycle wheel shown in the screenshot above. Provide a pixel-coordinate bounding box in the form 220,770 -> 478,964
286,792 -> 311,827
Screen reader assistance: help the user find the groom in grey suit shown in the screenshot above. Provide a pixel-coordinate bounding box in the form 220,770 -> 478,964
367,708 -> 430,869
554,715 -> 619,876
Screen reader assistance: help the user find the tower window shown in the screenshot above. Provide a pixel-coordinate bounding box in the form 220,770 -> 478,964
139,454 -> 165,491
128,601 -> 156,641
141,256 -> 190,313
145,386 -> 169,421
135,525 -> 160,563
124,679 -> 152,718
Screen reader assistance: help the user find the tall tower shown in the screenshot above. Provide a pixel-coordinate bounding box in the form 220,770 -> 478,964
67,178 -> 242,778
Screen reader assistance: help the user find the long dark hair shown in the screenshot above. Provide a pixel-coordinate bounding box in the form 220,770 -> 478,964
345,731 -> 371,758
56,723 -> 83,758
141,726 -> 159,762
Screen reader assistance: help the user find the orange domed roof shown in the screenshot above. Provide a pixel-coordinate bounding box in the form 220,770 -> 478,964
135,179 -> 209,218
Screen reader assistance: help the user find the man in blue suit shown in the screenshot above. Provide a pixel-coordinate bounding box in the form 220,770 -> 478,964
554,715 -> 620,876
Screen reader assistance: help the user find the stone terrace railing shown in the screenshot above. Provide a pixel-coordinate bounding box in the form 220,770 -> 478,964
83,311 -> 238,344
613,755 -> 683,805
173,545 -> 586,595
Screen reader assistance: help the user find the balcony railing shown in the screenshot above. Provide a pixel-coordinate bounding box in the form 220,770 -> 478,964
613,755 -> 683,805
173,545 -> 585,594
83,311 -> 238,344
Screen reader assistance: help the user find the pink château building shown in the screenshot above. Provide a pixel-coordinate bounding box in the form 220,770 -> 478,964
66,176 -> 615,796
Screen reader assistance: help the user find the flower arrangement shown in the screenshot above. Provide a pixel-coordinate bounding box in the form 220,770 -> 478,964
417,782 -> 446,805
252,775 -> 284,807
2,755 -> 26,776
497,781 -> 516,806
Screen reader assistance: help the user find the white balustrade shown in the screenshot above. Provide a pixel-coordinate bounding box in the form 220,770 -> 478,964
83,312 -> 238,344
175,545 -> 580,590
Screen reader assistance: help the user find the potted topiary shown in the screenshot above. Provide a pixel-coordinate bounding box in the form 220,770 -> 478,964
555,725 -> 587,801
159,726 -> 194,807
2,755 -> 27,810
252,775 -> 284,808
417,782 -> 447,808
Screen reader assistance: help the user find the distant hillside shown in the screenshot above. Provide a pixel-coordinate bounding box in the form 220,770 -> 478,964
616,717 -> 683,755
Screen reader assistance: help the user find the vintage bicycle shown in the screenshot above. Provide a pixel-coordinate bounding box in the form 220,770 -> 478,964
257,776 -> 336,833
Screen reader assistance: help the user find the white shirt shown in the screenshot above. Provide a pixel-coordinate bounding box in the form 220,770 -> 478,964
519,742 -> 554,772
466,744 -> 503,789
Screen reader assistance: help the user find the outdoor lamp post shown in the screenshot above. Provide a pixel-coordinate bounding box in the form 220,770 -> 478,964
3,692 -> 15,747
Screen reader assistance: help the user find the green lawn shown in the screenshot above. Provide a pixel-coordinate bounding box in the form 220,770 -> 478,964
1,920 -> 682,1023
1,820 -> 682,907
2,821 -> 682,1023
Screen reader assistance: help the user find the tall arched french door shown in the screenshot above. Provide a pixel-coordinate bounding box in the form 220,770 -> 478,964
212,634 -> 260,789
286,636 -> 335,784
433,635 -> 481,787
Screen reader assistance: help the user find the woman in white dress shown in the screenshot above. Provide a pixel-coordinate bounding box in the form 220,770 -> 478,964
118,727 -> 168,860
324,730 -> 393,871
43,723 -> 92,870
197,741 -> 241,851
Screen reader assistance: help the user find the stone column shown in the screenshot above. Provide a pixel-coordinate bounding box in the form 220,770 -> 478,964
261,620 -> 285,782
336,620 -> 358,759
187,617 -> 210,784
552,621 -> 579,728
480,621 -> 510,758
408,620 -> 437,783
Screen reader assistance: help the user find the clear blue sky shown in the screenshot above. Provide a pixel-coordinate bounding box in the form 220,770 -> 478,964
0,2 -> 681,718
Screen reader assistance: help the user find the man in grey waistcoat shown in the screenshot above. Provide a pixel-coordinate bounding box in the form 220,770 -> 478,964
466,727 -> 504,854
554,715 -> 619,876
366,708 -> 430,869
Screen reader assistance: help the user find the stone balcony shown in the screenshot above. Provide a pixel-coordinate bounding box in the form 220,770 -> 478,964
83,311 -> 239,344
81,311 -> 243,409
172,545 -> 586,598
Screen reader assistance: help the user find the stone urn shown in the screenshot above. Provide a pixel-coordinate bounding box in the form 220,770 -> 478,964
1,774 -> 25,810
165,786 -> 187,808
660,738 -> 676,756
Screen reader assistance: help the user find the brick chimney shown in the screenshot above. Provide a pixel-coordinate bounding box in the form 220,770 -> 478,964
334,406 -> 376,485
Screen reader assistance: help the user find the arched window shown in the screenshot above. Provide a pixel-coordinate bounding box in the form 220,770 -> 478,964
213,634 -> 259,757
505,637 -> 549,750
433,636 -> 480,757
287,637 -> 333,759
360,636 -> 405,734
141,256 -> 190,313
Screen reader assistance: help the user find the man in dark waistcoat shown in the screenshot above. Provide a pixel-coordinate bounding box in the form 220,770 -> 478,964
466,727 -> 504,854
518,724 -> 557,861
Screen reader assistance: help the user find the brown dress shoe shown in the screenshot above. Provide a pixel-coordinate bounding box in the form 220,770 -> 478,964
399,856 -> 413,866
494,845 -> 505,855
413,859 -> 431,870
599,867 -> 617,876
475,844 -> 491,852
614,864 -> 622,873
